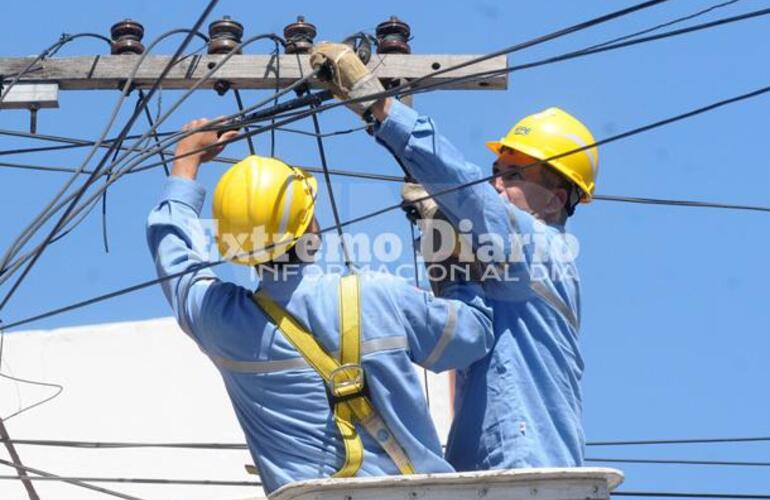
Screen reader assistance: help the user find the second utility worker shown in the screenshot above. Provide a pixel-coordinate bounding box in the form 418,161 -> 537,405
311,42 -> 599,471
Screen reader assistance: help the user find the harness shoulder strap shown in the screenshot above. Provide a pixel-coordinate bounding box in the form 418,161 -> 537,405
252,275 -> 415,477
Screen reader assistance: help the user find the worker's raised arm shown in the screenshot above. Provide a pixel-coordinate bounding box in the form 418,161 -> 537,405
374,100 -> 534,258
367,273 -> 493,373
146,119 -> 239,339
308,44 -> 535,263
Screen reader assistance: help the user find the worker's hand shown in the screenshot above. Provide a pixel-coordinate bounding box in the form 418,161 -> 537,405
401,182 -> 439,221
310,42 -> 386,117
172,118 -> 239,180
402,182 -> 482,295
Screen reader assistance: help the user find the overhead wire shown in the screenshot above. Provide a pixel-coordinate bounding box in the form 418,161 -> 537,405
587,436 -> 770,446
585,0 -> 742,51
587,457 -> 770,467
0,32 -> 112,104
0,0 -> 737,277
0,27 -> 211,270
3,433 -> 770,450
62,0 -> 677,180
3,1 -> 766,493
614,492 -> 770,499
0,29 -> 296,292
291,47 -> 357,271
0,475 -> 261,487
148,3 -> 769,182
401,6 -> 770,102
1,1 -> 767,294
4,80 -> 770,331
0,22 -> 222,297
0,457 -> 144,500
0,72 -> 321,285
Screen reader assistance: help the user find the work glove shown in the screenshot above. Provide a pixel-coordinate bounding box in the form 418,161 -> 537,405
401,181 -> 439,221
401,182 -> 483,295
310,42 -> 385,117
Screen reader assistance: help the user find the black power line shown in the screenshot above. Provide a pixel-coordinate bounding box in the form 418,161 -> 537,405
0,457 -> 144,500
0,475 -> 260,487
615,492 -> 770,500
3,81 -> 769,331
587,0 -> 742,51
588,457 -> 770,467
0,0 -> 750,283
588,436 -> 770,446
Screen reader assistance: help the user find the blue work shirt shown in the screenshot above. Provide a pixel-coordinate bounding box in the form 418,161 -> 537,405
146,176 -> 494,494
376,101 -> 585,470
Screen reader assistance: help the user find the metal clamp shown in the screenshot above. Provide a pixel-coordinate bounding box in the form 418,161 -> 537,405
327,363 -> 365,402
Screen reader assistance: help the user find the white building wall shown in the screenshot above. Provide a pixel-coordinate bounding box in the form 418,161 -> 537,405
0,317 -> 452,500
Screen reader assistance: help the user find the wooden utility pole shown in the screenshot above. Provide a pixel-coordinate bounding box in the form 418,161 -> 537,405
0,53 -> 507,92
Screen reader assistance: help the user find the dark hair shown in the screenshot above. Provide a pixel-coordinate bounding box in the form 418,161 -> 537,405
253,231 -> 320,274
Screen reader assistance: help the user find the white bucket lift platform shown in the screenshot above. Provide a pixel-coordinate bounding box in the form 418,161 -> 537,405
267,467 -> 624,500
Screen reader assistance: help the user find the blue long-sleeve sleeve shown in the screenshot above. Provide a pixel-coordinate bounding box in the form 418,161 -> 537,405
146,176 -> 220,342
364,273 -> 493,373
375,101 -> 541,268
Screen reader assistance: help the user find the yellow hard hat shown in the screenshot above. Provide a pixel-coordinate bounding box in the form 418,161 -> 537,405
212,155 -> 318,265
486,107 -> 599,202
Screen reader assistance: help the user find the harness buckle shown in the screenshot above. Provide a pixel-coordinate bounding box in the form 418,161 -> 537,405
327,363 -> 366,404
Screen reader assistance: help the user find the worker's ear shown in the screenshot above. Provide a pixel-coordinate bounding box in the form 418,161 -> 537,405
294,218 -> 321,262
542,188 -> 568,222
308,217 -> 320,234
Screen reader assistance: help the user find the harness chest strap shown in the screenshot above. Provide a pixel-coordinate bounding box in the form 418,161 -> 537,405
251,274 -> 415,477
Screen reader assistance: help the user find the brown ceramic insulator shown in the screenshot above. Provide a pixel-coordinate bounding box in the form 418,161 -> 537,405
110,19 -> 145,55
375,16 -> 411,54
283,16 -> 317,54
208,16 -> 244,55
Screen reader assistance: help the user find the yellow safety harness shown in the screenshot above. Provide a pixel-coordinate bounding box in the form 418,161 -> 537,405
251,274 -> 416,477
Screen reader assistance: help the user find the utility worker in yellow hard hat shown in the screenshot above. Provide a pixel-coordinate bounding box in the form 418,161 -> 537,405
311,43 -> 596,471
146,119 -> 494,495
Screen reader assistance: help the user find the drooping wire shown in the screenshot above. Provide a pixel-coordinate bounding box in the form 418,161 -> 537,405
0,0 -> 742,272
0,21 -> 223,303
0,34 -> 302,271
0,27 -> 212,272
591,195 -> 770,213
0,458 -> 144,500
233,89 -> 256,155
0,334 -> 64,422
401,6 -> 770,103
587,435 -> 770,446
4,81 -> 770,330
138,89 -> 171,176
0,32 -> 112,104
292,49 -> 355,271
228,5 -> 770,143
1,1 -> 768,281
0,438 -> 248,449
586,0 -> 742,51
4,433 -> 770,450
0,475 -> 261,487
0,24 -> 295,299
309,105 -> 355,270
0,71 -> 321,285
614,492 -> 770,499
587,457 -> 770,467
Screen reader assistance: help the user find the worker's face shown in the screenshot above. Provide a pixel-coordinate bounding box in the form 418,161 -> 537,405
491,149 -> 566,221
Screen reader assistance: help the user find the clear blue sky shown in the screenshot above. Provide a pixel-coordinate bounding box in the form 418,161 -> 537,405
1,0 -> 769,496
